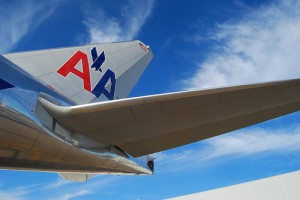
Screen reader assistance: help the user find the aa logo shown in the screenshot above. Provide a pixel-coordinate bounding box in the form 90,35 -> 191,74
57,47 -> 116,100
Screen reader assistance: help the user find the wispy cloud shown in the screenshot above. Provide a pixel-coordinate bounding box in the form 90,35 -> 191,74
83,0 -> 155,43
56,190 -> 91,200
0,0 -> 59,53
156,125 -> 300,173
0,190 -> 26,200
0,174 -> 119,200
43,175 -> 118,199
183,0 -> 300,90
45,178 -> 71,189
0,183 -> 40,200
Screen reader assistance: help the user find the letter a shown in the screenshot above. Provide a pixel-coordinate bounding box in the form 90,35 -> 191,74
57,51 -> 92,92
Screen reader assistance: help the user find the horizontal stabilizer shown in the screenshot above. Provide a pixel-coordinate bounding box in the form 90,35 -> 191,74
39,79 -> 300,157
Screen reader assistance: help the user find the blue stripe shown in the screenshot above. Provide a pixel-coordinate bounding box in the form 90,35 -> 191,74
0,78 -> 14,90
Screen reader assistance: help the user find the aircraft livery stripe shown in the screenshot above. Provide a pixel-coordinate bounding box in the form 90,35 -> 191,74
0,78 -> 14,90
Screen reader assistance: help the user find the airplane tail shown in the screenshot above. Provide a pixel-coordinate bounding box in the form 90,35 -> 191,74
3,40 -> 153,104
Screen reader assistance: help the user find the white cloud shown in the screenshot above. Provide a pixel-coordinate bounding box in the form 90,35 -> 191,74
0,175 -> 119,200
0,0 -> 59,53
0,191 -> 25,200
156,125 -> 300,173
44,175 -> 118,199
183,0 -> 300,90
0,183 -> 40,200
204,127 -> 300,159
59,190 -> 91,200
45,179 -> 72,189
83,0 -> 154,43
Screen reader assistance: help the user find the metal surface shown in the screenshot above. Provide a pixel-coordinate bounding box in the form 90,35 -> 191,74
0,42 -> 154,178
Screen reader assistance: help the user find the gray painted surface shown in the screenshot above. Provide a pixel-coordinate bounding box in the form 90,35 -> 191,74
4,40 -> 153,104
169,170 -> 300,200
40,79 -> 300,157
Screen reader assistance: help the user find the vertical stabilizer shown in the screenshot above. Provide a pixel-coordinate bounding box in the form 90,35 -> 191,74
4,40 -> 153,104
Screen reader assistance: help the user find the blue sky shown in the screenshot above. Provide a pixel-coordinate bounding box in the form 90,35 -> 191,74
1,0 -> 300,199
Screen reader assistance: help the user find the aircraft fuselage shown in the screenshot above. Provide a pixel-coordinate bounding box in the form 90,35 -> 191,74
0,55 -> 153,175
